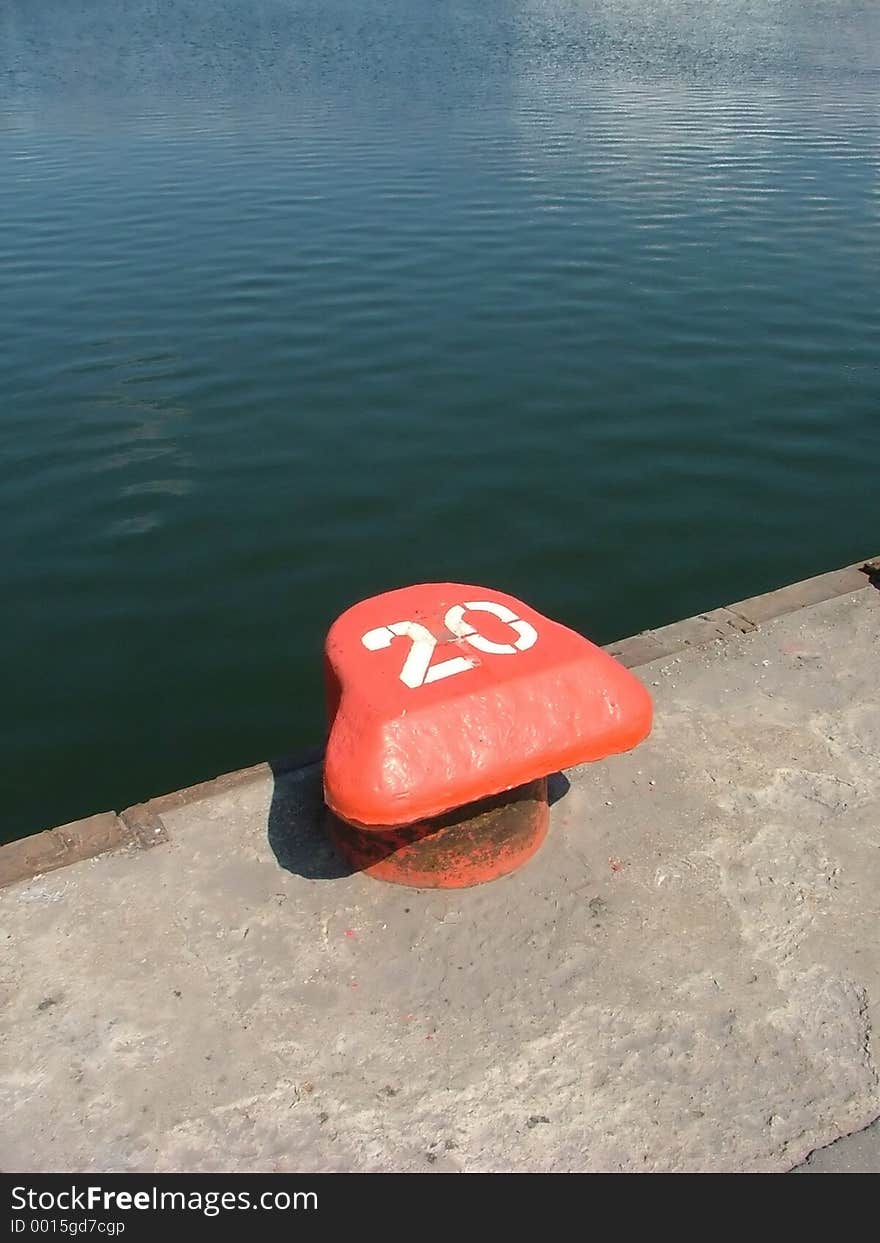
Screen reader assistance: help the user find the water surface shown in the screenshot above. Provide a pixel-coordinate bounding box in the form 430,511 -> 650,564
2,2 -> 878,840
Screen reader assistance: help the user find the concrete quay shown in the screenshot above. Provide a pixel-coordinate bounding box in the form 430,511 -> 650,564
1,558 -> 878,1172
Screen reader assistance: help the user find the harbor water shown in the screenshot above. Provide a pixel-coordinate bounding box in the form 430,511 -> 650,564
1,1 -> 878,840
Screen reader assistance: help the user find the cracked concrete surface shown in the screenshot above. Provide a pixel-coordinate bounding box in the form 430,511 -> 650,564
1,586 -> 878,1172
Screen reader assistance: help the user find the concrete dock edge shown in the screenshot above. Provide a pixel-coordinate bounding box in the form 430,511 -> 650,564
1,557 -> 876,892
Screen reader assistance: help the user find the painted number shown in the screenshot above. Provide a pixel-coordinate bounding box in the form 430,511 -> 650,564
361,600 -> 538,689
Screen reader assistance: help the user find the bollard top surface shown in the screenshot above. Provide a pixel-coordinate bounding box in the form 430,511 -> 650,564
323,583 -> 653,828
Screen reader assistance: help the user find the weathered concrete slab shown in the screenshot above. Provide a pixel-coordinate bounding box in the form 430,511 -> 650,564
607,558 -> 873,666
0,812 -> 128,890
1,582 -> 878,1172
730,564 -> 871,627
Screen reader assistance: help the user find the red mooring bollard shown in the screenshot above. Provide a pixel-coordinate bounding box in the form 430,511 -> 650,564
323,583 -> 653,888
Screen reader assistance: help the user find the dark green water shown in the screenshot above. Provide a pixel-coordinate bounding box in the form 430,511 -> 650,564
2,2 -> 878,842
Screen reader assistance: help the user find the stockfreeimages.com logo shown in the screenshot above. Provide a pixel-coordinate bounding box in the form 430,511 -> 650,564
11,1186 -> 318,1219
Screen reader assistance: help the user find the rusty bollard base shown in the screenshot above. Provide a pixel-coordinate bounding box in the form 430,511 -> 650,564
326,778 -> 549,889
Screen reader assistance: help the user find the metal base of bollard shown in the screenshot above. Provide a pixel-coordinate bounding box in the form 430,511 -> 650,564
325,777 -> 549,889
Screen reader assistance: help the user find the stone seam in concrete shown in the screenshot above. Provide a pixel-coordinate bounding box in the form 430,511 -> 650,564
0,558 -> 876,891
118,803 -> 170,850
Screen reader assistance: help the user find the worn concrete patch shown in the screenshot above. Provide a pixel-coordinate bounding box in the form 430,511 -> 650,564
793,1115 -> 880,1172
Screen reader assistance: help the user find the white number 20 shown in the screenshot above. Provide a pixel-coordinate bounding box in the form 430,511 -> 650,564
361,600 -> 538,689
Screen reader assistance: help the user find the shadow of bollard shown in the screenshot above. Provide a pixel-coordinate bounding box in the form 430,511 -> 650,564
547,770 -> 571,807
267,757 -> 354,881
267,756 -> 571,884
